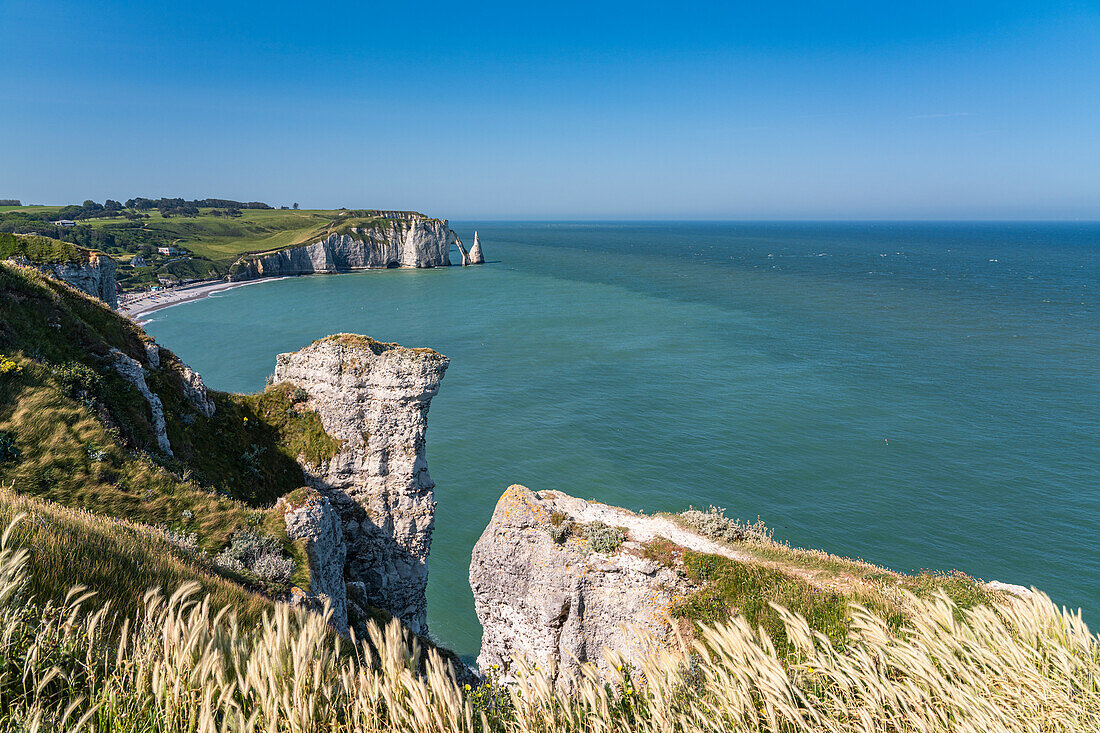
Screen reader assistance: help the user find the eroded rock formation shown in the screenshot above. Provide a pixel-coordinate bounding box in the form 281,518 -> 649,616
471,486 -> 1034,690
229,217 -> 459,281
177,362 -> 215,418
282,489 -> 349,636
455,237 -> 472,266
468,231 -> 484,265
272,334 -> 449,635
108,348 -> 172,456
143,341 -> 215,418
470,486 -> 700,690
37,252 -> 118,308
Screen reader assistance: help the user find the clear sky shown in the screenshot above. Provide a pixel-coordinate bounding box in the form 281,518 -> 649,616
2,1 -> 1098,219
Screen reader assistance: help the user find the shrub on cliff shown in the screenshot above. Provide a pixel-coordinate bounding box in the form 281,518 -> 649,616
548,519 -> 573,543
545,510 -> 574,543
584,521 -> 625,553
215,529 -> 295,584
680,505 -> 772,543
0,431 -> 18,463
52,361 -> 104,402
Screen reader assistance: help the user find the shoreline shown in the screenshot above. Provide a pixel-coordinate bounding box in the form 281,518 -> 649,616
120,263 -> 470,321
120,277 -> 283,320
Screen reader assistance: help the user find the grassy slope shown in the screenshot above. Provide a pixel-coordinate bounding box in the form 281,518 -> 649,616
0,232 -> 92,264
637,517 -> 997,656
0,262 -> 343,611
0,515 -> 1093,732
0,263 -> 473,669
0,488 -> 275,623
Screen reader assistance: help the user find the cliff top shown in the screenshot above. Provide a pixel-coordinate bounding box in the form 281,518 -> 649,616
0,232 -> 104,265
477,484 -> 1016,667
240,211 -> 448,258
312,333 -> 446,358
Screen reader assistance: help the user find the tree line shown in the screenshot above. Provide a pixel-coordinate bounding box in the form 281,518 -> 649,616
0,197 -> 272,223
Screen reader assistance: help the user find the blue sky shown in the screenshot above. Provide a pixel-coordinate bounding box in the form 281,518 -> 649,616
1,1 -> 1098,219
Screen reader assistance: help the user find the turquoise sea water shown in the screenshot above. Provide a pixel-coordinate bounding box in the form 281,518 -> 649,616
143,222 -> 1099,662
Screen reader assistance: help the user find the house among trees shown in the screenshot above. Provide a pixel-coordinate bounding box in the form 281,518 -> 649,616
53,219 -> 76,227
156,246 -> 176,255
130,256 -> 147,267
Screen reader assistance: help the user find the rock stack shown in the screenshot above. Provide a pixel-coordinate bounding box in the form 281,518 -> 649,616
273,334 -> 449,635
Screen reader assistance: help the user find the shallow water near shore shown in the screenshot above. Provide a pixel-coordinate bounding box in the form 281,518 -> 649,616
143,221 -> 1100,662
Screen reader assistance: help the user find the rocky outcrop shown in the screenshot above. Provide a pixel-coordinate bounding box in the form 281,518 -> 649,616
40,253 -> 118,308
142,341 -> 215,418
177,362 -> 215,418
228,217 -> 458,281
471,486 -> 1037,690
455,237 -> 472,266
143,342 -> 160,368
468,231 -> 484,265
986,580 -> 1034,599
108,348 -> 172,456
272,335 -> 449,635
471,486 -> 701,690
282,489 -> 349,636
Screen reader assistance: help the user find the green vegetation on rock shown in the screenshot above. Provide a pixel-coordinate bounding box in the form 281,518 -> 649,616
672,550 -> 895,654
649,507 -> 997,656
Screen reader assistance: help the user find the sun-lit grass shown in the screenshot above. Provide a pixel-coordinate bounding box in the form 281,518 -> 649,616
0,490 -> 274,623
0,512 -> 1095,732
671,550 -> 908,655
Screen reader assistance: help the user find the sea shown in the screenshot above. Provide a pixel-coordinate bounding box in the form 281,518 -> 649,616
142,222 -> 1100,662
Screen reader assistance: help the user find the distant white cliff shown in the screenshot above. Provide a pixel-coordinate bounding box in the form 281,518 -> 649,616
228,216 -> 459,281
468,231 -> 484,264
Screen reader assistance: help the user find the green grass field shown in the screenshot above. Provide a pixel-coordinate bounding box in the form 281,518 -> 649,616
1,206 -> 432,263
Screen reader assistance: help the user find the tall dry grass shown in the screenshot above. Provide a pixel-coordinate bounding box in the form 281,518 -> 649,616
0,514 -> 1096,732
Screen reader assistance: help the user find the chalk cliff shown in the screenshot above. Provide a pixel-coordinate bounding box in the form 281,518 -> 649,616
282,488 -> 350,636
229,217 -> 458,281
272,335 -> 449,635
468,231 -> 484,265
455,237 -> 472,266
39,253 -> 118,308
470,486 -> 703,690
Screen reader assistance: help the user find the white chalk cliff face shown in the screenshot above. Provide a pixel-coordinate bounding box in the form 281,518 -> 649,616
272,335 -> 449,635
468,231 -> 484,265
470,486 -> 695,690
229,218 -> 458,281
470,486 -> 1033,690
40,253 -> 118,308
281,489 -> 350,636
110,341 -> 216,457
455,237 -> 472,266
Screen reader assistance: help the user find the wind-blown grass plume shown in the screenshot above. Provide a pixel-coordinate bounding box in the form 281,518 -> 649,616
0,513 -> 1096,732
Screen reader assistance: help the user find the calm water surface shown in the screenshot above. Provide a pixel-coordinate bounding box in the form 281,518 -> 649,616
143,222 -> 1100,661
